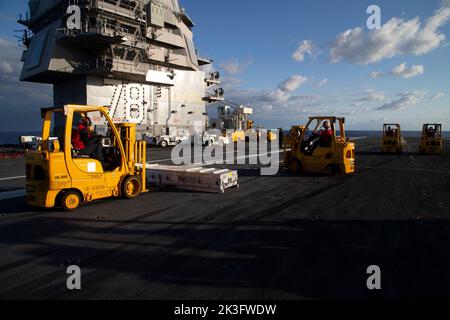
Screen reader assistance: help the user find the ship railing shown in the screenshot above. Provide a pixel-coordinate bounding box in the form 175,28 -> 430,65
95,0 -> 142,16
111,60 -> 148,75
55,58 -> 113,74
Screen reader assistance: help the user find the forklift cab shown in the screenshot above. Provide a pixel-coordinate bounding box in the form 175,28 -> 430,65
70,110 -> 121,171
26,105 -> 147,211
382,124 -> 402,153
420,124 -> 443,155
300,118 -> 335,155
285,117 -> 355,175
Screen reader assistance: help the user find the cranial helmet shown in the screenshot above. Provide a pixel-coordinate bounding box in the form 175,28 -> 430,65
79,117 -> 92,127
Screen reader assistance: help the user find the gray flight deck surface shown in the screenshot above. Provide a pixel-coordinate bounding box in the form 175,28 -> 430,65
0,136 -> 450,299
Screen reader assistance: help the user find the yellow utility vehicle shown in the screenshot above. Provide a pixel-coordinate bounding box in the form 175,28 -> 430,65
419,124 -> 443,155
228,130 -> 246,143
25,105 -> 147,211
266,131 -> 278,142
284,117 -> 355,175
283,125 -> 305,149
381,124 -> 402,154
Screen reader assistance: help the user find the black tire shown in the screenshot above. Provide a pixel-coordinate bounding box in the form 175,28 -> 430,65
288,158 -> 301,174
122,176 -> 142,199
60,191 -> 82,212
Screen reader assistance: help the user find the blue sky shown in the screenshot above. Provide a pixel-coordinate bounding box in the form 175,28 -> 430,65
0,0 -> 449,130
185,0 -> 450,130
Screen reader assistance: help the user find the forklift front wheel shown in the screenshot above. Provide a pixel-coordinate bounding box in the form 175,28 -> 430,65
288,158 -> 301,174
61,191 -> 82,212
122,176 -> 142,199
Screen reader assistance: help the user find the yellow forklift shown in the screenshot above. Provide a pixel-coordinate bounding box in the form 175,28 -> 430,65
25,105 -> 147,211
284,116 -> 355,175
419,124 -> 443,155
381,124 -> 403,154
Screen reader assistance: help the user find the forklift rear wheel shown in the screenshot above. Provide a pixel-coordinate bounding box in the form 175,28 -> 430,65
288,158 -> 301,174
61,191 -> 82,211
122,176 -> 142,199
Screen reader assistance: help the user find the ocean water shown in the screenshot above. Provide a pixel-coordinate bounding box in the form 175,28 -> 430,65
0,131 -> 41,145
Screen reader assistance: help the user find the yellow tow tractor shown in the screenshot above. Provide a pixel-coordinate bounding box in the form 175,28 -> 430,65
25,105 -> 147,211
381,124 -> 403,154
284,116 -> 355,175
419,124 -> 443,155
229,130 -> 246,143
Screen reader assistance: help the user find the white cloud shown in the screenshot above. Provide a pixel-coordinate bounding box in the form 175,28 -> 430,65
330,7 -> 450,64
220,77 -> 244,91
376,91 -> 424,111
220,57 -> 253,75
391,63 -> 424,79
292,40 -> 317,62
317,78 -> 328,87
430,92 -> 445,100
0,61 -> 13,75
261,105 -> 274,112
0,37 -> 22,80
278,75 -> 307,93
264,75 -> 308,104
370,70 -> 384,78
355,90 -> 385,102
216,74 -> 320,122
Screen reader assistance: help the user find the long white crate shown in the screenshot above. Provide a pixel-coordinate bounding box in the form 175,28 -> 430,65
146,164 -> 239,193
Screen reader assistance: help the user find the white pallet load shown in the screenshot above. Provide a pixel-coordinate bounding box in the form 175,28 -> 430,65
147,164 -> 239,193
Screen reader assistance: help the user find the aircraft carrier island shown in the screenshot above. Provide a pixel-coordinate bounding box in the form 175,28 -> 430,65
0,0 -> 450,301
18,0 -> 223,138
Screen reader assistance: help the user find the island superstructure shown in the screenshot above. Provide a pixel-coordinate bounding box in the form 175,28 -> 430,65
18,0 -> 224,137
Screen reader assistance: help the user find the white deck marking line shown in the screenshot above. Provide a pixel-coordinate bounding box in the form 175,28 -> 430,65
0,176 -> 26,181
349,136 -> 367,141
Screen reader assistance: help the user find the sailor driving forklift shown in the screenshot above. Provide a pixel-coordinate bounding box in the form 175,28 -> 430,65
284,116 -> 355,175
72,116 -> 104,162
426,126 -> 437,138
304,120 -> 333,155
